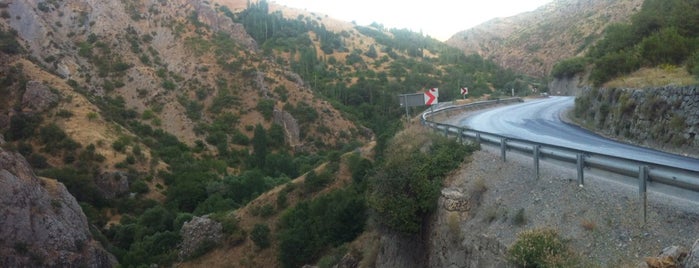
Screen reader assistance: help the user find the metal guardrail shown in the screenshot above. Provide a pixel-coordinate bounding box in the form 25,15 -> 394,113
421,98 -> 699,222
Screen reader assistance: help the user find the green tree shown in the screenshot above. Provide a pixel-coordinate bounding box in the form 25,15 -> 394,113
368,131 -> 475,234
250,224 -> 271,249
251,124 -> 267,169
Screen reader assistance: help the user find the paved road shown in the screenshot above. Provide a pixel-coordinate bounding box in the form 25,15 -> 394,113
456,96 -> 699,171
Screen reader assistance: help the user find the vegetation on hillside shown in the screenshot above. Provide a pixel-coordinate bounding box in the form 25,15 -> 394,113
0,0 -> 527,266
235,0 -> 540,153
552,0 -> 699,85
368,128 -> 476,234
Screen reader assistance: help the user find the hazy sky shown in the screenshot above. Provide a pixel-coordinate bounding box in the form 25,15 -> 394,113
273,0 -> 553,41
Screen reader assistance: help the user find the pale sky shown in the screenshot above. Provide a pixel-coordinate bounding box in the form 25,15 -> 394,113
273,0 -> 554,41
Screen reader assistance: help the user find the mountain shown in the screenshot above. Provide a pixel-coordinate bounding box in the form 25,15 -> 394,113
446,0 -> 643,78
0,0 -> 534,266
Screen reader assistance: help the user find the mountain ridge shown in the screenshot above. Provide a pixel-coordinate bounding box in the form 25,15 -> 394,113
447,0 -> 643,78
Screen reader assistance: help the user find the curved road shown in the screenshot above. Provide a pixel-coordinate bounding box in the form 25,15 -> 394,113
457,96 -> 699,172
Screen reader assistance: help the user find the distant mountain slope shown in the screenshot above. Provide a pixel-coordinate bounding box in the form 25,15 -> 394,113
446,0 -> 643,78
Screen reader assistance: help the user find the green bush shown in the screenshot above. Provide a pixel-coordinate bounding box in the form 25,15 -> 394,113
303,170 -> 333,194
0,28 -> 22,54
250,224 -> 271,249
551,57 -> 586,79
7,114 -> 41,141
368,130 -> 476,234
256,99 -> 276,121
278,188 -> 366,268
507,228 -> 577,268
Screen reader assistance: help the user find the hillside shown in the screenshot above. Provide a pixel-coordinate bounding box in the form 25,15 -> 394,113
446,0 -> 643,78
0,0 -> 536,266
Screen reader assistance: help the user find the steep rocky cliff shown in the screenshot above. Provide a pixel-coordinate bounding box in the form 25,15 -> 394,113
447,0 -> 642,78
0,149 -> 116,267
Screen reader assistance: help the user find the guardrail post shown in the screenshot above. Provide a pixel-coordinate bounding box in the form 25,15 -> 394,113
458,128 -> 464,144
444,125 -> 449,137
576,154 -> 584,186
476,133 -> 481,145
501,138 -> 507,162
533,145 -> 540,180
639,166 -> 648,225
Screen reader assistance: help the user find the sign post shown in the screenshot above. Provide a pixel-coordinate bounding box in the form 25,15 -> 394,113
398,88 -> 439,122
460,87 -> 468,99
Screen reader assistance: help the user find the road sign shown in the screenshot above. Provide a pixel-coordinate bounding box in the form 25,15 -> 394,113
461,87 -> 468,95
424,88 -> 438,105
399,93 -> 425,107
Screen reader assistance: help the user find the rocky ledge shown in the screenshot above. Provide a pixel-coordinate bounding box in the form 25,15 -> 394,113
0,149 -> 117,267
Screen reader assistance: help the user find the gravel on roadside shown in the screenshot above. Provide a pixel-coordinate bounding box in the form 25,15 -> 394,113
435,146 -> 699,267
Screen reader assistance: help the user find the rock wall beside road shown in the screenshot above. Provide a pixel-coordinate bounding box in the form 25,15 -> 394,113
573,86 -> 699,156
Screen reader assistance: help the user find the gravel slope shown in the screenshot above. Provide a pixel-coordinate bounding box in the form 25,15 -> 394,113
429,146 -> 699,267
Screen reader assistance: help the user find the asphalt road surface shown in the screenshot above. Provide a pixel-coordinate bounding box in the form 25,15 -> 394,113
456,96 -> 699,172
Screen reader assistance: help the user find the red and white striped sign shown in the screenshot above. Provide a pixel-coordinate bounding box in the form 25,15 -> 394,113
424,88 -> 438,105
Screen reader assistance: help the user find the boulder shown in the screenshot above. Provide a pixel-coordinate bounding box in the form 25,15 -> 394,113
95,172 -> 130,199
642,245 -> 689,268
441,188 -> 470,212
179,216 -> 223,260
685,239 -> 699,268
0,149 -> 117,267
21,81 -> 59,113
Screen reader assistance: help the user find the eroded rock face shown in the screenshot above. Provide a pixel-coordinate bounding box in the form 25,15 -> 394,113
0,149 -> 117,267
95,172 -> 130,199
179,216 -> 223,260
21,81 -> 59,113
273,108 -> 301,148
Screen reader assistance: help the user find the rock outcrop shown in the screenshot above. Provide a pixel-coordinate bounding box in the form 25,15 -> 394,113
273,108 -> 301,149
686,239 -> 699,268
178,216 -> 223,260
95,172 -> 130,199
573,86 -> 699,156
0,149 -> 117,267
640,241 -> 699,268
21,81 -> 59,113
548,74 -> 589,96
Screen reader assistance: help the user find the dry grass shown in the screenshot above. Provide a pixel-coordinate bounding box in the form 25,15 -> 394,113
604,66 -> 697,88
581,219 -> 597,231
447,212 -> 463,241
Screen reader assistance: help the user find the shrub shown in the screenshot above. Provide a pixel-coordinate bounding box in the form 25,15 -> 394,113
368,129 -> 476,234
250,224 -> 271,249
7,113 -> 41,141
278,188 -> 366,268
303,170 -> 332,194
551,57 -> 586,79
512,208 -> 527,226
507,228 -> 577,268
256,99 -> 275,121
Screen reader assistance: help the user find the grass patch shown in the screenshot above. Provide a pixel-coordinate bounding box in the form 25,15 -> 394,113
604,67 -> 697,88
507,228 -> 578,267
